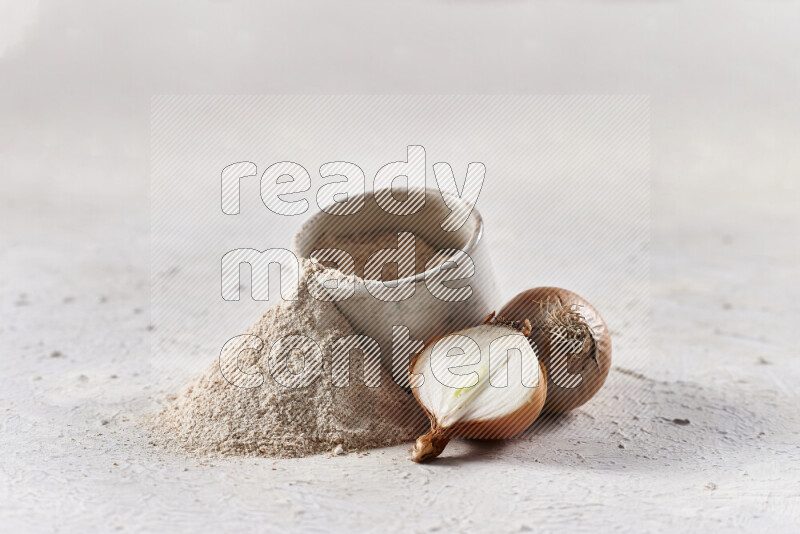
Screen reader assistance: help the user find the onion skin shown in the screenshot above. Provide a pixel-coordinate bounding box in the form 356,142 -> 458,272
497,287 -> 612,414
410,425 -> 453,463
409,334 -> 547,463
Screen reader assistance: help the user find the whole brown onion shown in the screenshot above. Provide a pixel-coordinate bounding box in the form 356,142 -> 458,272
497,287 -> 612,414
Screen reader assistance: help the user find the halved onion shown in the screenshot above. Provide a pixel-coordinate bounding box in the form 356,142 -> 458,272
409,322 -> 547,463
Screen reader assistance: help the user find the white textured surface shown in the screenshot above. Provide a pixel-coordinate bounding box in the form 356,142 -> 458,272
1,1 -> 799,532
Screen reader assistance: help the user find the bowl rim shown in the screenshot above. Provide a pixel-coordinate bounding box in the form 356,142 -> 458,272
291,186 -> 485,288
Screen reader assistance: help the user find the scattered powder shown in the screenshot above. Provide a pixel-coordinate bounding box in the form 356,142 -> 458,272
313,230 -> 447,279
153,259 -> 426,458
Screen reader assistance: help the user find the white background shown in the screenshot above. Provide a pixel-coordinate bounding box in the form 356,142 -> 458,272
1,1 -> 798,532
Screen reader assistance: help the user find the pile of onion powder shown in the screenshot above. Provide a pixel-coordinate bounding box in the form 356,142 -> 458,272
152,259 -> 425,458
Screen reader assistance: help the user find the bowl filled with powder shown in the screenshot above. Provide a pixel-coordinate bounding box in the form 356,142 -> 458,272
291,187 -> 499,371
